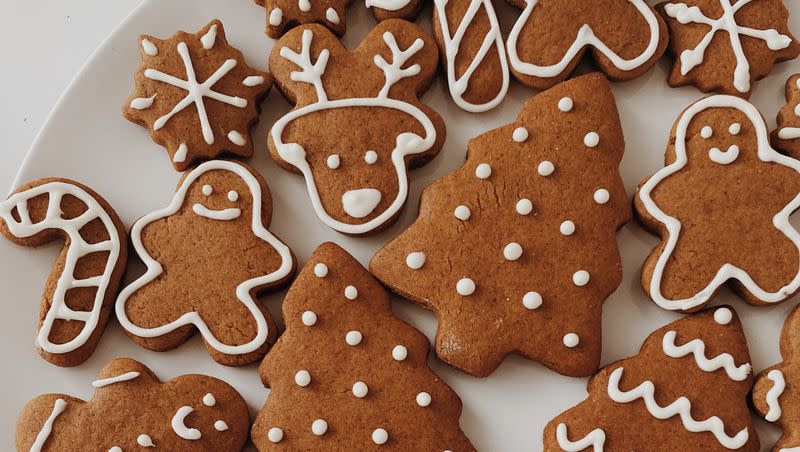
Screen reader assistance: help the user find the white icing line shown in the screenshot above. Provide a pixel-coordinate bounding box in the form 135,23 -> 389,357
365,0 -> 412,11
765,369 -> 786,422
92,371 -> 140,388
30,398 -> 67,452
192,203 -> 241,220
555,423 -> 605,452
200,24 -> 218,50
661,331 -> 751,381
171,406 -> 201,440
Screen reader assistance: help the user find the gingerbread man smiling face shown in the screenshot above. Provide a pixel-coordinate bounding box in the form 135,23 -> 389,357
115,160 -> 295,366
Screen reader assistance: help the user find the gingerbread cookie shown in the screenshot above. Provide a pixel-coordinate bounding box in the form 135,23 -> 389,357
268,20 -> 445,235
635,95 -> 800,312
506,0 -> 668,90
254,0 -> 352,39
543,306 -> 757,451
657,0 -> 800,98
16,358 -> 250,451
773,73 -> 800,157
752,304 -> 800,451
432,0 -> 508,112
370,73 -> 630,378
251,242 -> 475,450
0,178 -> 127,367
367,0 -> 425,23
123,20 -> 271,171
115,160 -> 295,366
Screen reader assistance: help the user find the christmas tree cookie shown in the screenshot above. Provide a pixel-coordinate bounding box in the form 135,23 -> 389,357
543,306 -> 758,451
370,73 -> 630,378
752,304 -> 800,451
251,242 -> 474,450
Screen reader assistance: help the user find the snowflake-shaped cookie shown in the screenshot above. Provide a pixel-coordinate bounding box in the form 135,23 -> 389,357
123,20 -> 272,171
658,0 -> 799,97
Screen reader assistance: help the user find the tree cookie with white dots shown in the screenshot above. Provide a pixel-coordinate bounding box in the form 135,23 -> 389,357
115,160 -> 295,366
16,358 -> 250,451
656,0 -> 799,98
370,73 -> 630,378
543,306 -> 758,451
635,95 -> 800,313
251,242 -> 475,450
254,0 -> 352,39
268,20 -> 445,235
123,20 -> 272,171
773,73 -> 800,158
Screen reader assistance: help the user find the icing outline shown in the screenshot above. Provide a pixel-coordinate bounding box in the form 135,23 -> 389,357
661,330 -> 751,381
555,423 -> 605,452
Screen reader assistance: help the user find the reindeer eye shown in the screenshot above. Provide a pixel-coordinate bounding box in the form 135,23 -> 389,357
327,154 -> 341,170
202,184 -> 213,196
227,190 -> 239,202
729,123 -> 741,135
700,126 -> 713,139
364,150 -> 378,165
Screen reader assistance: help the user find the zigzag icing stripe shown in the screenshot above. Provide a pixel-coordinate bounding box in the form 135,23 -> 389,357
556,423 -> 605,451
661,331 -> 751,381
765,369 -> 786,422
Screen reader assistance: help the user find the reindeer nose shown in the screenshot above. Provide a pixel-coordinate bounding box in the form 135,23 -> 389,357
342,189 -> 382,218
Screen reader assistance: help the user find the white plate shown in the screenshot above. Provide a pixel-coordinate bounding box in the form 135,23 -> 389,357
1,0 -> 798,450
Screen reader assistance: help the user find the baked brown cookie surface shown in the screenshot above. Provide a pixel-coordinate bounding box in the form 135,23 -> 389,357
773,73 -> 800,157
0,178 -> 128,367
251,242 -> 475,451
255,0 -> 353,39
370,73 -> 630,377
115,160 -> 295,366
543,306 -> 758,451
16,358 -> 250,451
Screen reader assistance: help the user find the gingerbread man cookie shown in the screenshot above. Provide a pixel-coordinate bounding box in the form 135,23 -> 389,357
635,95 -> 800,312
773,73 -> 800,158
123,20 -> 271,171
506,0 -> 668,89
115,160 -> 295,366
657,0 -> 800,98
16,358 -> 250,451
254,0 -> 352,39
370,73 -> 630,378
251,242 -> 475,451
0,178 -> 128,367
268,20 -> 445,235
544,306 -> 758,451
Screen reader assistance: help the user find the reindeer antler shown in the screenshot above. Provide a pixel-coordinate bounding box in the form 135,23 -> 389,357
280,29 -> 330,102
374,31 -> 424,98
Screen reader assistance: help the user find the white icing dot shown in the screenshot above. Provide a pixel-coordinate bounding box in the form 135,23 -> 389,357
456,278 -> 476,296
512,127 -> 529,143
109,448 -> 122,452
372,428 -> 389,445
365,150 -> 378,164
312,419 -> 328,436
214,420 -> 229,431
327,154 -> 341,169
269,8 -> 283,27
729,123 -> 742,135
227,190 -> 239,202
345,330 -> 363,346
137,434 -> 155,447
701,126 -> 713,139
454,205 -> 471,221
573,270 -> 590,287
714,307 -> 733,325
243,75 -> 265,87
584,132 -> 600,148
202,393 -> 216,407
141,38 -> 158,56
560,221 -> 576,236
268,427 -> 284,443
406,252 -> 426,269
227,130 -> 246,146
352,381 -> 368,398
503,243 -> 523,261
475,163 -> 492,179
202,184 -> 213,196
558,97 -> 574,112
302,311 -> 317,326
416,392 -> 432,407
392,345 -> 408,361
522,292 -> 542,310
594,189 -> 610,205
563,333 -> 580,348
538,161 -> 555,176
345,285 -> 358,300
295,370 -> 311,387
326,7 -> 340,24
314,263 -> 328,278
516,199 -> 533,215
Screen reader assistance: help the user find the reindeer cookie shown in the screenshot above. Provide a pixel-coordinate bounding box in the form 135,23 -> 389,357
635,95 -> 800,312
773,73 -> 800,158
268,20 -> 445,235
506,0 -> 668,89
254,0 -> 353,39
124,20 -> 271,171
752,304 -> 800,451
115,160 -> 295,366
16,358 -> 250,451
0,178 -> 128,367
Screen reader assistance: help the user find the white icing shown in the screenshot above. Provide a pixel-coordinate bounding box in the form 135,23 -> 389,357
593,189 -> 610,205
584,132 -> 600,148
563,333 -> 580,348
30,398 -> 67,452
269,8 -> 283,27
137,433 -> 155,447
638,95 -> 800,311
92,371 -> 140,388
227,130 -> 246,146
0,182 -> 122,354
202,393 -> 216,407
345,330 -> 363,346
173,143 -> 189,163
475,163 -> 492,179
729,122 -> 741,135
314,263 -> 328,277
456,278 -> 476,296
192,201 -> 241,221
560,220 -> 575,236
573,270 -> 590,287
392,345 -> 408,361
115,160 -> 294,355
454,205 -> 471,220
365,0 -> 412,11
416,392 -> 432,407
214,420 -> 229,431
345,285 -> 358,300
507,0 -> 661,78
516,199 -> 533,215
372,428 -> 389,445
538,161 -> 555,176
326,7 -> 340,24
708,145 -> 740,165
406,251 -> 426,269
342,188 -> 382,218
765,369 -> 786,422
200,24 -> 218,50
202,184 -> 213,196
513,127 -> 529,142
365,150 -> 378,164
558,97 -> 574,112
268,427 -> 284,443
108,447 -> 122,452
227,190 -> 239,202
503,243 -> 523,261
141,38 -> 158,56
302,310 -> 318,326
353,381 -> 369,398
434,0 -> 509,112
608,367 -> 748,448
312,419 -> 328,436
130,94 -> 157,110
171,406 -> 201,440
272,29 -> 437,235
522,291 -> 542,310
299,0 -> 311,11
662,330 -> 751,381
714,307 -> 733,325
663,1 -> 792,93
556,423 -> 605,452
295,370 -> 311,387
701,125 -> 714,139
243,75 -> 265,87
